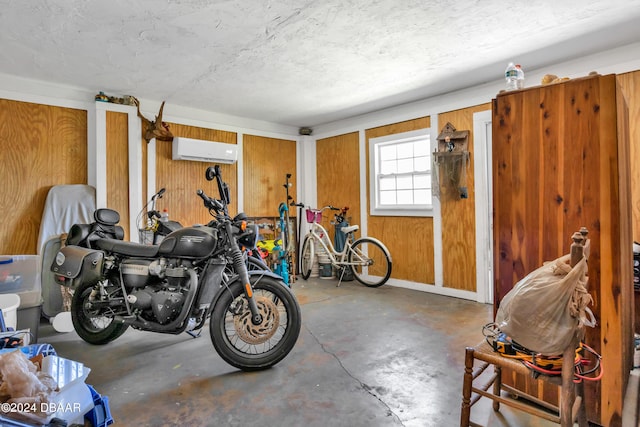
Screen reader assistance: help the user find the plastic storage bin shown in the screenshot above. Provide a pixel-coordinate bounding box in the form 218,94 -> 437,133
0,293 -> 20,330
85,384 -> 114,427
0,256 -> 43,342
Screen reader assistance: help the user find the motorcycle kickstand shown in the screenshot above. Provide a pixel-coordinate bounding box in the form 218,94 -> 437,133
186,328 -> 202,339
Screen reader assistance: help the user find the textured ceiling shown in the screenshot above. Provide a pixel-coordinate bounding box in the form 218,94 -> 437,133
1,0 -> 640,127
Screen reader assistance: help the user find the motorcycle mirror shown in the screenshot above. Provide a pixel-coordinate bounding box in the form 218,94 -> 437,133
222,182 -> 231,205
205,166 -> 217,181
152,187 -> 166,200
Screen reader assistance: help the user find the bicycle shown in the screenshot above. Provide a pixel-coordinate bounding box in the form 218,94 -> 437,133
297,205 -> 392,287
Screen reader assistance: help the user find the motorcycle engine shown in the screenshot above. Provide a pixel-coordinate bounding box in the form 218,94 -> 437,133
124,259 -> 189,325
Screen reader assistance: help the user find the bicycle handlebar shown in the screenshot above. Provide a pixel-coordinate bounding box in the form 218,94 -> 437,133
313,205 -> 340,212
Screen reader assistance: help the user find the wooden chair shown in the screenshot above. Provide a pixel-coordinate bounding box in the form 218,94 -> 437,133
460,229 -> 590,427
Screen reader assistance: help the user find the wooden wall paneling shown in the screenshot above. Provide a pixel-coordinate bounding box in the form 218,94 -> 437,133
438,104 -> 490,292
492,74 -> 633,426
316,132 -> 360,241
154,123 -> 237,228
243,134 -> 296,218
365,117 -> 435,284
0,99 -> 87,254
106,111 -> 130,239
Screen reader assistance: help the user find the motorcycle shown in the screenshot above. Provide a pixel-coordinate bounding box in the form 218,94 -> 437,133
137,186 -> 270,275
51,165 -> 302,371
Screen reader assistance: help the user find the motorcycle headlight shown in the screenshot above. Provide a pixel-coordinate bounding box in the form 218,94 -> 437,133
238,224 -> 259,250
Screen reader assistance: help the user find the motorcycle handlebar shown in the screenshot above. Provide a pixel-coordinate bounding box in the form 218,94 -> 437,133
196,189 -> 224,212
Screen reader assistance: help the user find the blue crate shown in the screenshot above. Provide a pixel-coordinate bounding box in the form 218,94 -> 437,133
85,384 -> 114,427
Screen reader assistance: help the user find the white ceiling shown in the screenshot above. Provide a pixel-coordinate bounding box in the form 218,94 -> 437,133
2,0 -> 640,128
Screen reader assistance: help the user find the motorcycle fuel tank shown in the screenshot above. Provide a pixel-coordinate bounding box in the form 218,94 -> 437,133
158,226 -> 218,259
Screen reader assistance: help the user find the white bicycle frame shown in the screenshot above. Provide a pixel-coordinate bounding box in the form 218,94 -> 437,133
305,214 -> 389,276
306,221 -> 351,267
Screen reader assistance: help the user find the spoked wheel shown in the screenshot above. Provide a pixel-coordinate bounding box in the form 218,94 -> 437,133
348,237 -> 392,287
71,280 -> 129,345
247,254 -> 270,271
210,275 -> 301,371
300,236 -> 315,280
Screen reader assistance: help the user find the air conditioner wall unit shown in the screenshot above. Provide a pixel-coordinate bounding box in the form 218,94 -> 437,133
172,136 -> 238,164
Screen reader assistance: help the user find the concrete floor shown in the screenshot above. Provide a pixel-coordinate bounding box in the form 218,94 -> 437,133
38,276 -> 562,427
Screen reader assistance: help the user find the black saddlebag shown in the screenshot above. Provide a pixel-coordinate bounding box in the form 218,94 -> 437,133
51,245 -> 104,290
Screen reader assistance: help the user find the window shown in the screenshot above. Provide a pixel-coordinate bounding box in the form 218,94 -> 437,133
369,128 -> 432,217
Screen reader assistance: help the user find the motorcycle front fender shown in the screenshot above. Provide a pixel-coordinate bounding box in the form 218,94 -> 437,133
210,269 -> 286,309
50,245 -> 104,290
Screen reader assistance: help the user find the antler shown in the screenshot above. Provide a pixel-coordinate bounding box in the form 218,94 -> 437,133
133,97 -> 174,143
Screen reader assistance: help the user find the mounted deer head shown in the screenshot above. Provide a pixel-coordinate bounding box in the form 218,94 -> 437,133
133,97 -> 174,143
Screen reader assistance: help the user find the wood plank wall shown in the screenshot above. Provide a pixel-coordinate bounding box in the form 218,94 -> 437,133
316,132 -> 360,239
154,123 -> 237,229
242,135 -> 296,218
438,104 -> 490,292
0,99 -> 87,254
364,118 -> 435,285
106,111 -> 130,239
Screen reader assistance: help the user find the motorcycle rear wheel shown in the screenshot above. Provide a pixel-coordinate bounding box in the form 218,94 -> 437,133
210,275 -> 301,371
71,280 -> 129,345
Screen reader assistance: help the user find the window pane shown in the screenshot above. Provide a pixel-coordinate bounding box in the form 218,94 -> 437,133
396,175 -> 412,190
380,145 -> 396,160
371,130 -> 433,214
414,155 -> 430,172
397,190 -> 413,204
379,190 -> 396,205
414,189 -> 431,205
379,176 -> 396,191
398,158 -> 413,172
380,159 -> 396,174
397,142 -> 413,159
414,140 -> 430,156
414,174 -> 430,189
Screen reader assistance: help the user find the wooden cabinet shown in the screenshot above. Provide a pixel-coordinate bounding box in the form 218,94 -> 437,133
492,73 -> 634,426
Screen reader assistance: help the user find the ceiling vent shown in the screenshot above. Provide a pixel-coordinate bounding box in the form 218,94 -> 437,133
172,137 -> 238,164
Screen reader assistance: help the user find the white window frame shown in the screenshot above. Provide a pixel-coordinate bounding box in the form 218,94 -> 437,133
369,128 -> 433,217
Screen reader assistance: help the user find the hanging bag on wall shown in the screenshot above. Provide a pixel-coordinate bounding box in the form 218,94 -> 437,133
495,254 -> 595,355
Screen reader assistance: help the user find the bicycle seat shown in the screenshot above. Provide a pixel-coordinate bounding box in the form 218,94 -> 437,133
341,225 -> 359,234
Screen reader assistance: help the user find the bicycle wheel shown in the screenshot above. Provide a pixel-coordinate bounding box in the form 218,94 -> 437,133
348,237 -> 392,287
300,235 -> 315,280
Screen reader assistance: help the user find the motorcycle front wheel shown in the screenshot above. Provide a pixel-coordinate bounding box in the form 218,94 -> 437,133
71,280 -> 129,345
210,275 -> 301,371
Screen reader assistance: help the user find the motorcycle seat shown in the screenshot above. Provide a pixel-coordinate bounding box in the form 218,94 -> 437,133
96,238 -> 160,257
